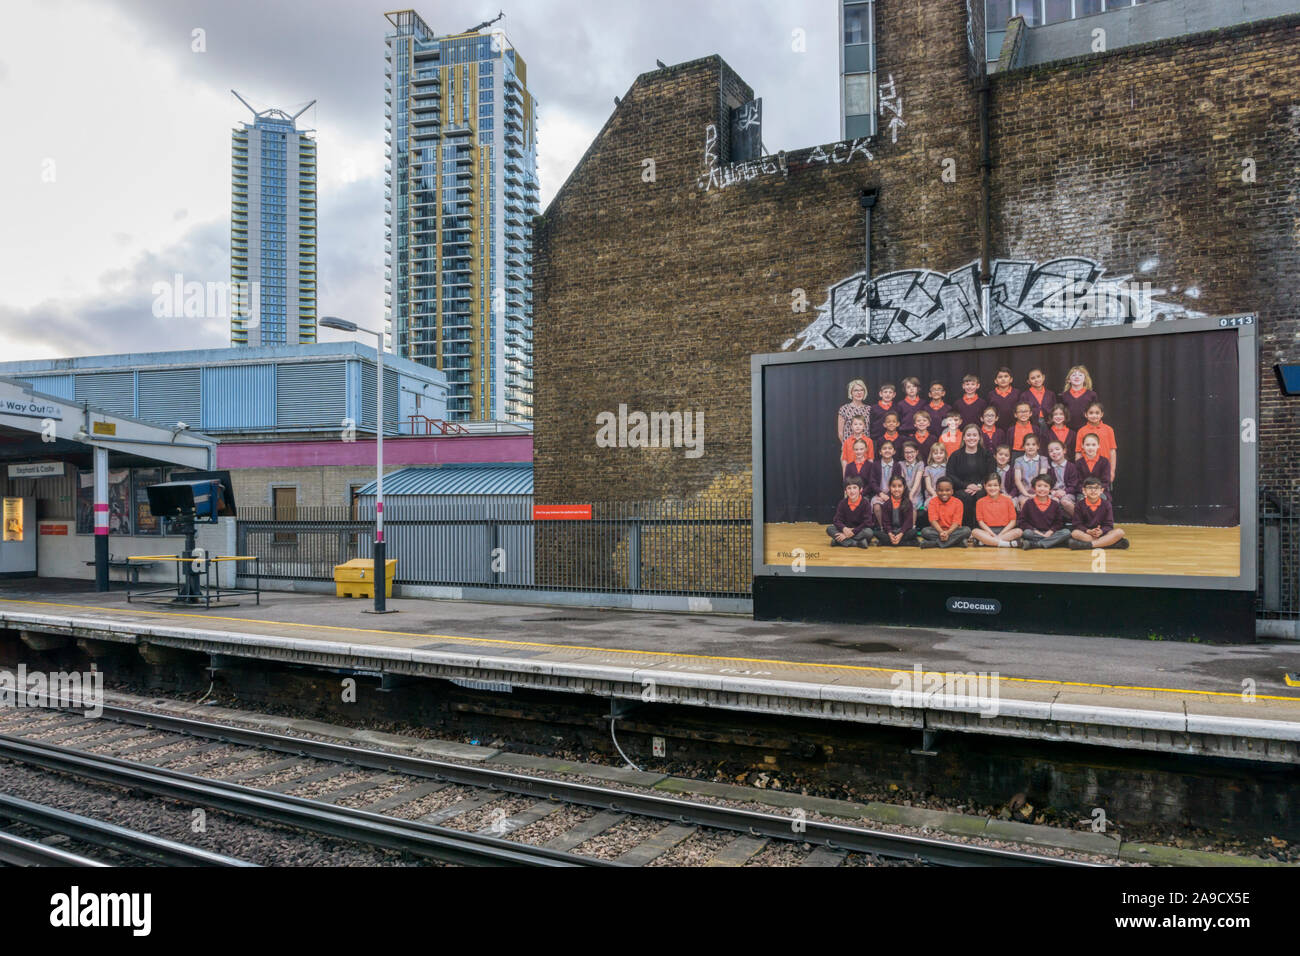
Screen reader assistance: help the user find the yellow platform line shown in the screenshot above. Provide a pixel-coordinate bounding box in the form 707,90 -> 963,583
3,597 -> 1298,704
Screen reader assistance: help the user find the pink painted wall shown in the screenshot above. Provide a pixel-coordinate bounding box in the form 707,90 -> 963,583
216,434 -> 532,469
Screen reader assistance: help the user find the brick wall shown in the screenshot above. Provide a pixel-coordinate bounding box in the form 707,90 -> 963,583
988,14 -> 1300,491
230,466 -> 379,510
534,1 -> 1300,501
535,0 -> 983,502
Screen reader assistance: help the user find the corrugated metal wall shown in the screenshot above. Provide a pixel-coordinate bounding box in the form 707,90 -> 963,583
355,495 -> 535,585
74,372 -> 136,417
277,361 -> 347,429
137,368 -> 202,427
15,374 -> 75,400
202,365 -> 275,431
360,362 -> 400,434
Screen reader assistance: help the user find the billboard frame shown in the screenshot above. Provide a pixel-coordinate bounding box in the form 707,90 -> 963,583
751,314 -> 1259,594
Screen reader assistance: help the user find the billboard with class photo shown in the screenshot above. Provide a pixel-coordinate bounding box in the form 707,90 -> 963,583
752,316 -> 1257,596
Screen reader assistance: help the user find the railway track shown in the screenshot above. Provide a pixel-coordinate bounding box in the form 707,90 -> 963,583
0,704 -> 1103,867
0,793 -> 253,867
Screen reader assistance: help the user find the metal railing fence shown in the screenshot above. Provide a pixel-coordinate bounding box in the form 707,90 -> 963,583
236,499 -> 751,598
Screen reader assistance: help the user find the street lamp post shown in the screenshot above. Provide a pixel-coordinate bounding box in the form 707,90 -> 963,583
321,316 -> 390,613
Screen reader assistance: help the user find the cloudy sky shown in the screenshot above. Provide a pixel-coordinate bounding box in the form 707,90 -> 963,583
0,0 -> 842,360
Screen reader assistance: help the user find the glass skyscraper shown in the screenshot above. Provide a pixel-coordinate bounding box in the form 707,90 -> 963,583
231,95 -> 317,346
385,10 -> 539,422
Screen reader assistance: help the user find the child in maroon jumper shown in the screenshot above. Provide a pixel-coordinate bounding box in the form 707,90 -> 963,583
1019,474 -> 1070,549
978,406 -> 1006,455
926,380 -> 953,428
898,377 -> 925,434
1076,433 -> 1113,496
869,383 -> 898,445
909,409 -> 937,464
1022,368 -> 1057,428
956,374 -> 988,429
828,476 -> 874,548
872,475 -> 919,547
985,366 -> 1021,430
1043,404 -> 1076,465
843,438 -> 871,486
1069,477 -> 1129,549
878,412 -> 904,462
1061,365 -> 1099,430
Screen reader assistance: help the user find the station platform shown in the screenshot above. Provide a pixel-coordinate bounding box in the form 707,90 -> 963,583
2,580 -> 1298,764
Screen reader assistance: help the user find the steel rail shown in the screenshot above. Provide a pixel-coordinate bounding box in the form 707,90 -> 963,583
77,703 -> 1098,867
0,732 -> 608,868
0,829 -> 108,867
0,794 -> 256,867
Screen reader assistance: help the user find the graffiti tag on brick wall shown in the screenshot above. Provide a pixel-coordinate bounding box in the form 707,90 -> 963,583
878,74 -> 905,144
697,123 -> 790,191
782,257 -> 1206,351
697,77 -> 905,191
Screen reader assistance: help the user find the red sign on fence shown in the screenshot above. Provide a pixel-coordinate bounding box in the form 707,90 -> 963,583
532,504 -> 592,521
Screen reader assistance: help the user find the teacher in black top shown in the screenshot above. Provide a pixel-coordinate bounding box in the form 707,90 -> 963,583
947,424 -> 995,526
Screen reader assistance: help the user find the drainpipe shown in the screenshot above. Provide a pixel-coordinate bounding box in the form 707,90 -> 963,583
978,73 -> 992,335
859,188 -> 879,280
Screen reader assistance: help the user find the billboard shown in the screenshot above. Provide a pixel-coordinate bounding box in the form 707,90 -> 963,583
753,316 -> 1257,595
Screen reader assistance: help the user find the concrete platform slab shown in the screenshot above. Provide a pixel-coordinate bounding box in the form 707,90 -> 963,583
3,585 -> 1300,764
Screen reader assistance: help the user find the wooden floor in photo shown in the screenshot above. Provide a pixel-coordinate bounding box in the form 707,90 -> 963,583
764,523 -> 1241,577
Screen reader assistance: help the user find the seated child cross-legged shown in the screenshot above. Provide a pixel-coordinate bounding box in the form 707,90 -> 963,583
872,475 -> 919,546
1019,474 -> 1071,549
1069,477 -> 1130,550
919,476 -> 971,549
972,473 -> 1023,548
826,476 -> 874,548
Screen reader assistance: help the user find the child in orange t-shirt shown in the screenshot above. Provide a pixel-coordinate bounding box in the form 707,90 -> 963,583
1074,401 -> 1117,484
939,413 -> 964,456
972,474 -> 1023,548
840,415 -> 874,475
918,475 -> 971,549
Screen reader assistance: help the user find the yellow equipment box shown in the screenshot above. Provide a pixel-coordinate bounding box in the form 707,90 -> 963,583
334,558 -> 397,599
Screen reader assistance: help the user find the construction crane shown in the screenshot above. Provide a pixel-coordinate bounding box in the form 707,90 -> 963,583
465,10 -> 505,33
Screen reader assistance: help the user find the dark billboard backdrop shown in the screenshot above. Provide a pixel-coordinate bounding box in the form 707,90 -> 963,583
762,327 -> 1240,527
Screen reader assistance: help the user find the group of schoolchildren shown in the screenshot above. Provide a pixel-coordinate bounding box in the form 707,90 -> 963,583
829,366 -> 1128,551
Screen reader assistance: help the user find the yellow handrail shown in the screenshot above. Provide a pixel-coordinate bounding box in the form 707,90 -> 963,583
127,555 -> 260,563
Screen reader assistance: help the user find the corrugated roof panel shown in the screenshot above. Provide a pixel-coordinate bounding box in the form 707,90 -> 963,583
357,463 -> 533,497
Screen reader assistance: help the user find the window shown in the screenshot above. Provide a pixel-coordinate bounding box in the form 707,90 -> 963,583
843,3 -> 870,44
841,1 -> 876,138
1043,0 -> 1071,22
